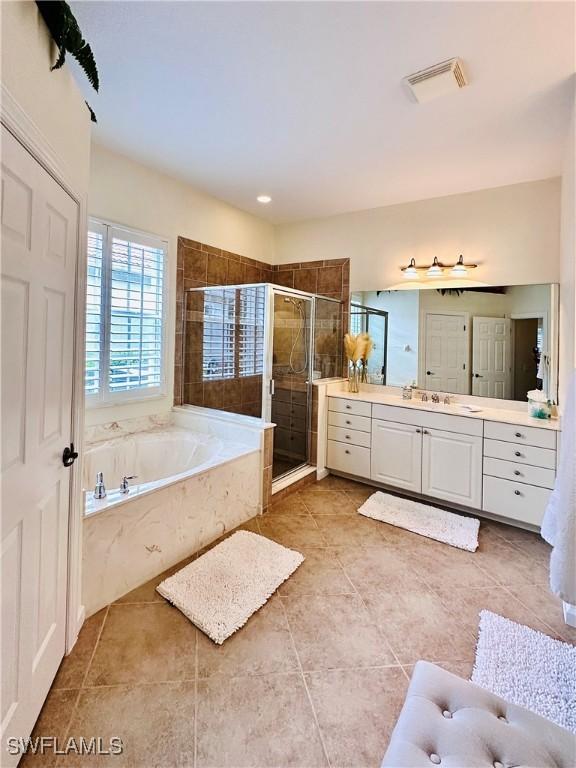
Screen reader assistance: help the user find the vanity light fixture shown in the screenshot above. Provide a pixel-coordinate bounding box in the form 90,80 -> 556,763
450,254 -> 468,277
399,255 -> 478,279
257,195 -> 272,204
427,257 -> 443,278
403,258 -> 419,279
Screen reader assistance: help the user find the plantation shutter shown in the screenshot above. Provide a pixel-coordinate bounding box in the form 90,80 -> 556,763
85,224 -> 105,395
202,288 -> 236,380
239,285 -> 265,376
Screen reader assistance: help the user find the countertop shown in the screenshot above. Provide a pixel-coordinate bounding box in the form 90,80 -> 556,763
326,388 -> 561,431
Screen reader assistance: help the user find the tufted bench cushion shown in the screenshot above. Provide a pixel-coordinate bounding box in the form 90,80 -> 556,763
381,661 -> 576,768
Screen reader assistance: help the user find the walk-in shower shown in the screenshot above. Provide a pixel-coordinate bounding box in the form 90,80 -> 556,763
181,283 -> 343,479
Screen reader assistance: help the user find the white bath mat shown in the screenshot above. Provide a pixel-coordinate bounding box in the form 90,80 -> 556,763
472,610 -> 576,733
358,491 -> 479,552
157,530 -> 304,644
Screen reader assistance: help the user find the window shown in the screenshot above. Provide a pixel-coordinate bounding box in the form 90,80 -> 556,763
85,220 -> 167,404
199,285 -> 265,381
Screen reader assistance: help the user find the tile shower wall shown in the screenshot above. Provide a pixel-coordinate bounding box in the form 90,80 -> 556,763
175,236 -> 350,413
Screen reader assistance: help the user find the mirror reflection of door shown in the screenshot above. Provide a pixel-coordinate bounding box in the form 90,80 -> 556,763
512,317 -> 541,400
423,313 -> 469,393
472,316 -> 511,398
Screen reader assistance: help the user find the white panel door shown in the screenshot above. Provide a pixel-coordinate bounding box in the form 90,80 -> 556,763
424,313 -> 469,394
371,419 -> 422,493
1,126 -> 78,762
472,316 -> 511,398
422,428 -> 482,509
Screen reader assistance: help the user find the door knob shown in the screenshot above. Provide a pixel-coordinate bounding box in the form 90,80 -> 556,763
426,371 -> 434,376
62,443 -> 78,467
473,373 -> 484,378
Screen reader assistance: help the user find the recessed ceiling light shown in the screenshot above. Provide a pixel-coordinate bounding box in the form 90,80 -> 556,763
257,195 -> 272,204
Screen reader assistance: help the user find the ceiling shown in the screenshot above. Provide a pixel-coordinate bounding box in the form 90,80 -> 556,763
71,1 -> 575,224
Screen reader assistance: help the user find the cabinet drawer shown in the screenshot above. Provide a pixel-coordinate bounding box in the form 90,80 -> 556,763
328,411 -> 372,432
483,457 -> 555,489
483,439 -> 556,469
328,397 -> 372,418
327,425 -> 371,448
482,475 -> 551,526
484,421 -> 557,450
327,440 -> 370,478
371,403 -> 483,437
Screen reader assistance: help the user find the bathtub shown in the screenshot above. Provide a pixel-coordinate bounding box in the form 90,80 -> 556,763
82,425 -> 262,615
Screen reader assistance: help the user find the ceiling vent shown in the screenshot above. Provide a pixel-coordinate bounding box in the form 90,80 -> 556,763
404,58 -> 468,103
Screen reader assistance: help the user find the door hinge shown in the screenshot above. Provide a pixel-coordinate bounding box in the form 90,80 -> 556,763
462,363 -> 466,370
463,324 -> 466,331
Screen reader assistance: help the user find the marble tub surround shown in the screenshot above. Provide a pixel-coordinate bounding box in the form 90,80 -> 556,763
83,448 -> 261,616
32,477 -> 573,768
84,412 -> 172,445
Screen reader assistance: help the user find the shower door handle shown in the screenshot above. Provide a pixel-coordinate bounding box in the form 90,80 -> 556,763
269,379 -> 275,396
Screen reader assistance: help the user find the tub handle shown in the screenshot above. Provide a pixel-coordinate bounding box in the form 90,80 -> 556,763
120,475 -> 138,494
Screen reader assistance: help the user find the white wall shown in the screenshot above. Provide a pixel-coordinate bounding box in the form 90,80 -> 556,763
559,95 -> 576,404
1,1 -> 92,193
86,143 -> 275,426
275,179 -> 561,292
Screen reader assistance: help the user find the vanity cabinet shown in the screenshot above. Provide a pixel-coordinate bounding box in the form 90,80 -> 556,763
371,420 -> 422,492
421,428 -> 482,509
325,394 -> 558,527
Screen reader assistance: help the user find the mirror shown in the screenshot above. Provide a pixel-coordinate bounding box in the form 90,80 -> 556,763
350,284 -> 558,402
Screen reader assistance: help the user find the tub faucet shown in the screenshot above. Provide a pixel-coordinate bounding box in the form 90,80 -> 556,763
431,393 -> 440,403
93,472 -> 106,500
120,475 -> 138,494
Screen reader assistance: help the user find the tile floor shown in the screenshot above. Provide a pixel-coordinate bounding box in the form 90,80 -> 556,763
24,476 -> 575,768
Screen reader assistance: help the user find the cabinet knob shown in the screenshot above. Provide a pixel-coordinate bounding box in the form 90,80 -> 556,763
345,404 -> 351,409
345,434 -> 351,439
345,420 -> 351,425
514,490 -> 522,496
514,451 -> 522,457
515,432 -> 523,438
415,428 -> 421,434
345,449 -> 350,455
423,429 -> 430,435
514,470 -> 522,476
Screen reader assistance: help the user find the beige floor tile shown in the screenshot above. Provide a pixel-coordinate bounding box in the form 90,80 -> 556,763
433,585 -> 553,636
402,660 -> 474,680
282,593 -> 396,671
114,555 -> 195,605
345,486 -> 376,505
63,682 -> 195,767
20,689 -> 79,768
314,514 -> 387,547
311,476 -> 366,492
278,547 -> 354,597
52,609 -> 107,689
197,597 -> 299,678
336,545 -> 426,595
196,673 -> 328,767
267,494 -> 309,516
473,536 -> 550,586
299,490 -> 358,515
363,588 -> 476,665
305,666 -> 408,768
508,584 -> 576,644
410,545 -> 498,591
85,604 -> 196,686
259,515 -> 327,548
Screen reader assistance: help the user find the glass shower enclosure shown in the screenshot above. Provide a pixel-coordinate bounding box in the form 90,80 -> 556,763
182,283 -> 343,480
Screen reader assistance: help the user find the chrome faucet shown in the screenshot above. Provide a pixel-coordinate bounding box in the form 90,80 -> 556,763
431,393 -> 440,403
443,394 -> 451,405
120,475 -> 138,494
93,472 -> 106,499
421,392 -> 428,402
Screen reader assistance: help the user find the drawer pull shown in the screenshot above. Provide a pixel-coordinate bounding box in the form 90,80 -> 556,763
345,434 -> 351,439
423,429 -> 430,435
416,428 -> 421,434
514,490 -> 521,496
515,432 -> 523,438
345,404 -> 352,410
514,451 -> 522,457
514,470 -> 522,476
345,449 -> 350,454
345,420 -> 351,425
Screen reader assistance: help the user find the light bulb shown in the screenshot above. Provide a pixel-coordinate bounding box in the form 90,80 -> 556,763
427,257 -> 443,278
450,255 -> 468,277
403,258 -> 419,279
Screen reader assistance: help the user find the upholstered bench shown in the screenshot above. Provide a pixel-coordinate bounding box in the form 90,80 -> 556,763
382,661 -> 575,768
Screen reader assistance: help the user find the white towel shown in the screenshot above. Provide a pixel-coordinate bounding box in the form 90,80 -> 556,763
541,368 -> 576,605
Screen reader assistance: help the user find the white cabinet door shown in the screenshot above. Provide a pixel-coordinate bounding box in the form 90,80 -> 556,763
1,127 -> 78,762
371,419 -> 422,493
422,428 -> 482,508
